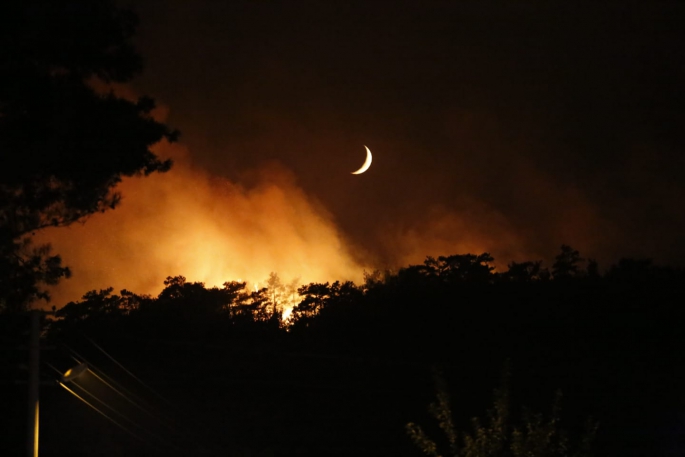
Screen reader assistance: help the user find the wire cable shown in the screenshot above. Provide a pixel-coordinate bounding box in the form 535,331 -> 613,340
85,335 -> 175,407
48,362 -> 168,449
64,349 -> 180,432
70,379 -> 178,450
58,381 -> 153,447
64,348 -> 178,432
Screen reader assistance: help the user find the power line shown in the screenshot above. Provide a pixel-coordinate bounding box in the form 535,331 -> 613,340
58,381 -> 151,447
64,347 -> 180,432
69,378 -> 178,451
85,335 -> 175,407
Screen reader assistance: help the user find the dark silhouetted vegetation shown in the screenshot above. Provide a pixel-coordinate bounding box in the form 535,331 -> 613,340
407,368 -> 598,457
0,0 -> 177,312
0,245 -> 672,455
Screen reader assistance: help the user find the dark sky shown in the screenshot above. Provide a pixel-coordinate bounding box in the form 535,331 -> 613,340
45,0 -> 685,302
125,0 -> 685,268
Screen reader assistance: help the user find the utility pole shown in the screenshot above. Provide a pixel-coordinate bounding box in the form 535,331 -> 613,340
27,309 -> 40,457
26,309 -> 54,457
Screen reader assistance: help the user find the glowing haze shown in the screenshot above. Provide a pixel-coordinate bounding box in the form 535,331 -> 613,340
32,1 -> 685,306
36,140 -> 366,307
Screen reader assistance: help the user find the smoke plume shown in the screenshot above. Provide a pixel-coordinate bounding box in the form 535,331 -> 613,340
36,140 -> 367,307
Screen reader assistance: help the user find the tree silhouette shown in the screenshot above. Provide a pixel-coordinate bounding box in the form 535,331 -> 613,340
434,253 -> 496,283
225,282 -> 272,323
265,272 -> 284,314
407,370 -> 598,457
0,239 -> 71,313
399,254 -> 496,285
552,245 -> 584,280
0,0 -> 178,312
50,286 -> 150,335
290,280 -> 362,327
294,282 -> 332,319
503,260 -> 545,283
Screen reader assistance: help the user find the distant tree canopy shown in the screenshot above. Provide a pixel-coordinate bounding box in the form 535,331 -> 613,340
47,245 -> 685,342
0,0 -> 177,312
50,275 -> 279,339
552,245 -> 584,280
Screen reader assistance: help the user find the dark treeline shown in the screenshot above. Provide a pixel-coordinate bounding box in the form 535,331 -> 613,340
25,245 -> 685,456
49,245 -> 684,347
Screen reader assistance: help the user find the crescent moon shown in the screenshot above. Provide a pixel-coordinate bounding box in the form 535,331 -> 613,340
351,146 -> 373,174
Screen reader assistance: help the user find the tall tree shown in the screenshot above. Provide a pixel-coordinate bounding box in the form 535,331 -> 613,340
552,245 -> 584,280
0,0 -> 178,312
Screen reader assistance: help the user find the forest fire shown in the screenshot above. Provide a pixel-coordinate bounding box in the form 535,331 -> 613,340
4,2 -> 685,456
34,140 -> 366,308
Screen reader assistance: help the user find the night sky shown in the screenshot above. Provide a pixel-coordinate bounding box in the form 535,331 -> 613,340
39,0 -> 685,305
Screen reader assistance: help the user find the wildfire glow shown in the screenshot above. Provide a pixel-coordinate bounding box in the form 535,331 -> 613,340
35,140 -> 366,308
282,307 -> 294,321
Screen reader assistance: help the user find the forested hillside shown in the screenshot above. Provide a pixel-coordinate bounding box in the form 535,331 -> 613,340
3,247 -> 683,456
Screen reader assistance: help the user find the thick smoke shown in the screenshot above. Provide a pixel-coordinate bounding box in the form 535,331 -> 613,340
36,140 -> 366,307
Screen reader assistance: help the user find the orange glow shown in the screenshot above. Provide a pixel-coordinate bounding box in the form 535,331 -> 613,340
282,307 -> 294,321
35,140 -> 367,308
381,203 -> 533,272
30,88 -> 593,310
